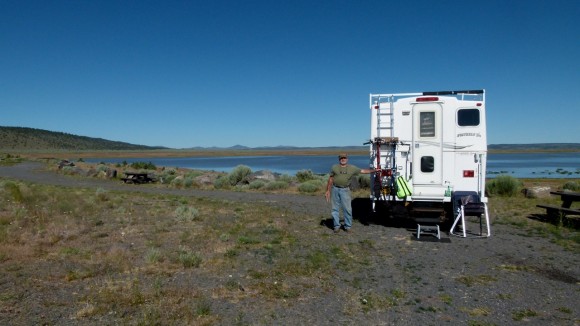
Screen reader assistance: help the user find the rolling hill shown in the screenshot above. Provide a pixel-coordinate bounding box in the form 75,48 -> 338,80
1,126 -> 579,152
0,127 -> 167,151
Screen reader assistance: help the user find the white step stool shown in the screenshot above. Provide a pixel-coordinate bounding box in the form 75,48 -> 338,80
417,224 -> 440,239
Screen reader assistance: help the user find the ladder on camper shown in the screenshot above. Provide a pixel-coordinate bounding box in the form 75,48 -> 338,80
370,95 -> 398,200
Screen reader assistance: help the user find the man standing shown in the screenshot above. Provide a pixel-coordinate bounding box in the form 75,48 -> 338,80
325,153 -> 377,233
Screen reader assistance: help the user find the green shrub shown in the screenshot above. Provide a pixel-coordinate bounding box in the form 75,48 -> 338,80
174,206 -> 199,222
299,180 -> 324,193
171,177 -> 184,188
96,164 -> 108,173
249,180 -> 266,189
296,169 -> 315,182
95,188 -> 109,202
146,248 -> 162,264
213,176 -> 230,189
279,174 -> 293,183
357,175 -> 371,188
183,176 -> 195,188
228,165 -> 253,186
563,181 -> 579,191
486,175 -> 522,197
2,181 -> 23,202
130,161 -> 156,170
265,181 -> 289,191
178,247 -> 202,268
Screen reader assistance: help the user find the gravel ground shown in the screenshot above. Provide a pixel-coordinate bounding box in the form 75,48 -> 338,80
0,162 -> 579,325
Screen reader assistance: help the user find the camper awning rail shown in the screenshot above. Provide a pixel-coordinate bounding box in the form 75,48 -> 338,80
423,90 -> 483,96
370,90 -> 485,105
371,90 -> 484,98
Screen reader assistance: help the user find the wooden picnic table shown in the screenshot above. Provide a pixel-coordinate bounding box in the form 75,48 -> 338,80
536,191 -> 580,222
121,172 -> 153,184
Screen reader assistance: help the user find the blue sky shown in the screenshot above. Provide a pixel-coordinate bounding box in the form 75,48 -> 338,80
2,0 -> 579,148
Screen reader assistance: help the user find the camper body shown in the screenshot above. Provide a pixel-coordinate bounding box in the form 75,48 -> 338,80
368,90 -> 488,230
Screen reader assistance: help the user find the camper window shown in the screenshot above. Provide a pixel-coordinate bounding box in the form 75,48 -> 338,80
458,109 -> 480,126
419,112 -> 436,137
421,156 -> 434,172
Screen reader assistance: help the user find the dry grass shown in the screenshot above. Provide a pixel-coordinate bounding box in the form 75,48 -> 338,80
0,180 -> 290,323
0,174 -> 578,324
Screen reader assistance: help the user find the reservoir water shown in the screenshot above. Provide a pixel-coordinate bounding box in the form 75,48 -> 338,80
87,152 -> 580,179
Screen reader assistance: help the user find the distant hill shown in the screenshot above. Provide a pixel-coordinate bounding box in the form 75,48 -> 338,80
0,127 -> 167,150
488,143 -> 580,151
1,126 -> 578,152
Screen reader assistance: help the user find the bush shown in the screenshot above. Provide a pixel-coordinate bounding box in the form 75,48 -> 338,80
174,206 -> 199,222
2,181 -> 23,202
299,180 -> 324,193
563,181 -> 579,192
96,164 -> 108,173
296,170 -> 315,182
357,175 -> 371,189
264,181 -> 289,191
178,247 -> 202,268
183,176 -> 195,188
158,173 -> 176,185
279,174 -> 293,183
130,161 -> 156,170
228,165 -> 253,186
213,176 -> 230,189
249,180 -> 266,189
95,188 -> 109,202
486,175 -> 522,197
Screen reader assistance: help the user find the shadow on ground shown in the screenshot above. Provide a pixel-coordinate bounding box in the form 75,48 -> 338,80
528,213 -> 580,229
320,197 -> 420,232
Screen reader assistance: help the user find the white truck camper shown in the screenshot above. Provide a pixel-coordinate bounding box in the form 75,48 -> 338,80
367,90 -> 490,238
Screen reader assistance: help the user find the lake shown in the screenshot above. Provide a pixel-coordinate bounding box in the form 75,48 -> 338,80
86,152 -> 580,179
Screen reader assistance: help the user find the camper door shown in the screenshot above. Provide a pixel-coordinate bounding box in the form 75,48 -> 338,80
412,103 -> 443,185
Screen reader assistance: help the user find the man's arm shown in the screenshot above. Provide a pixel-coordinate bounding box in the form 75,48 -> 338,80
325,176 -> 333,202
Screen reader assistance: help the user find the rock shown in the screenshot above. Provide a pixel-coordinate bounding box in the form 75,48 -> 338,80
252,170 -> 277,182
195,175 -> 215,185
106,169 -> 117,179
523,186 -> 551,198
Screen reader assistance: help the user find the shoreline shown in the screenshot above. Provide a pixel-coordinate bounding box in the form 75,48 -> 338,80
5,148 -> 580,160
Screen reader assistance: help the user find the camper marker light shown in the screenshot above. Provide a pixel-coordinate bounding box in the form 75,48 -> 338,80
477,103 -> 482,107
463,170 -> 475,178
416,97 -> 439,102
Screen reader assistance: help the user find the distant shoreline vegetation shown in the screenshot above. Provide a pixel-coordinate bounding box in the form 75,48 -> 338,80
488,168 -> 580,177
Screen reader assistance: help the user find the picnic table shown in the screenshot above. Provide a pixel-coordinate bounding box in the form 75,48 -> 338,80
121,172 -> 153,184
536,191 -> 580,223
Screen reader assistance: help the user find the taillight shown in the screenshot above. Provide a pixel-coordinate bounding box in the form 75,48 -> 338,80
463,170 -> 475,177
416,97 -> 439,102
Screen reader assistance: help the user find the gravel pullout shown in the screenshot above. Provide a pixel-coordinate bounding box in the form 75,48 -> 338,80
0,162 -> 578,325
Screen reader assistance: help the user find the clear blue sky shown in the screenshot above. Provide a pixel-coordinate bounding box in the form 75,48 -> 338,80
2,0 -> 579,148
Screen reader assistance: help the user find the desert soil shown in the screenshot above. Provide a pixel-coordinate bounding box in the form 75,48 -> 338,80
0,162 -> 579,325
